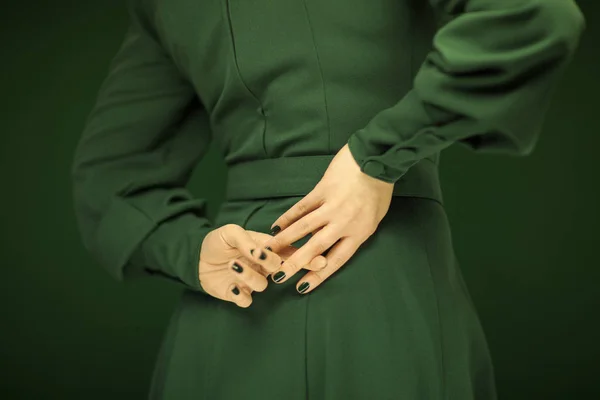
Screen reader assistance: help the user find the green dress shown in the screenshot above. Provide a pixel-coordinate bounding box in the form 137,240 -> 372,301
71,0 -> 585,398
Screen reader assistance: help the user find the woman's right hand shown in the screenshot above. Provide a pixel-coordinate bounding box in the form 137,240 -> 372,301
199,224 -> 327,308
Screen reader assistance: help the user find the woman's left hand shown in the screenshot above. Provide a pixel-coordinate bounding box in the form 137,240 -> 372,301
262,143 -> 394,294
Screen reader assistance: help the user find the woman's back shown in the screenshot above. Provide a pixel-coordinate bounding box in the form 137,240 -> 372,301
148,0 -> 437,165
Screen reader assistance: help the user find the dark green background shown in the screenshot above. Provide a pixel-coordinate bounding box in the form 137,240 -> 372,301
2,1 -> 598,398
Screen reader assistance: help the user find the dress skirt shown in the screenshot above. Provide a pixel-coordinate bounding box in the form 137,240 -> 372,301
148,193 -> 496,400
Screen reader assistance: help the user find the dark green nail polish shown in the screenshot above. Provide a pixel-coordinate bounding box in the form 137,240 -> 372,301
265,246 -> 272,252
298,282 -> 310,294
250,249 -> 254,255
232,263 -> 243,273
270,225 -> 281,235
273,271 -> 286,283
259,251 -> 267,260
232,286 -> 240,295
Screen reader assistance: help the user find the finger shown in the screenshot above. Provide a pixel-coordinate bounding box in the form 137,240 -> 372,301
245,259 -> 271,277
221,224 -> 262,261
272,244 -> 299,261
271,255 -> 327,283
271,227 -> 339,284
271,254 -> 328,282
244,231 -> 287,274
249,247 -> 282,275
271,246 -> 327,271
226,282 -> 253,308
246,230 -> 315,266
244,233 -> 298,263
296,237 -> 360,295
221,225 -> 283,276
306,255 -> 328,271
229,258 -> 269,292
269,189 -> 324,235
264,209 -> 328,253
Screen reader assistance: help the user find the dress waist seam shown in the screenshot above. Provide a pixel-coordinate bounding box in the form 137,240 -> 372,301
225,155 -> 443,203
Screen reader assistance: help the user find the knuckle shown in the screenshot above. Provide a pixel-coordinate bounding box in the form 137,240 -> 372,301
268,236 -> 283,248
278,211 -> 294,228
313,240 -> 327,255
285,261 -> 299,272
313,271 -> 326,283
224,223 -> 241,232
320,230 -> 338,244
356,220 -> 375,236
297,201 -> 308,214
269,236 -> 284,249
331,255 -> 346,269
280,214 -> 292,226
299,220 -> 311,233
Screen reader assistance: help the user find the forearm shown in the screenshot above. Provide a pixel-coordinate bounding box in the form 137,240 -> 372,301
347,0 -> 585,183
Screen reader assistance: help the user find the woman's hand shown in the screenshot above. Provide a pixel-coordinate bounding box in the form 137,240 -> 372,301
262,143 -> 394,294
199,224 -> 327,307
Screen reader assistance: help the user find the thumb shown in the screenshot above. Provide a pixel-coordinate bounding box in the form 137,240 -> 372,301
247,230 -> 326,272
220,224 -> 257,262
246,230 -> 296,262
221,227 -> 280,276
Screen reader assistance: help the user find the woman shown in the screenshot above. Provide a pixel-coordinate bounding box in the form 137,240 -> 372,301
71,0 -> 585,398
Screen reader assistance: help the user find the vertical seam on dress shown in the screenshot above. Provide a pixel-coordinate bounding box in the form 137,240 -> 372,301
301,0 -> 332,153
422,219 -> 448,400
222,0 -> 268,157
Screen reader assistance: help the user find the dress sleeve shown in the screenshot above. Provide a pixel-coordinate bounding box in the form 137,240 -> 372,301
346,0 -> 586,183
70,0 -> 213,293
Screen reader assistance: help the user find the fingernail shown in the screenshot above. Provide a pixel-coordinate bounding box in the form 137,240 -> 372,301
273,271 -> 286,283
250,249 -> 254,255
298,282 -> 310,294
232,286 -> 240,295
232,263 -> 243,273
270,225 -> 281,235
265,246 -> 272,252
259,251 -> 267,260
